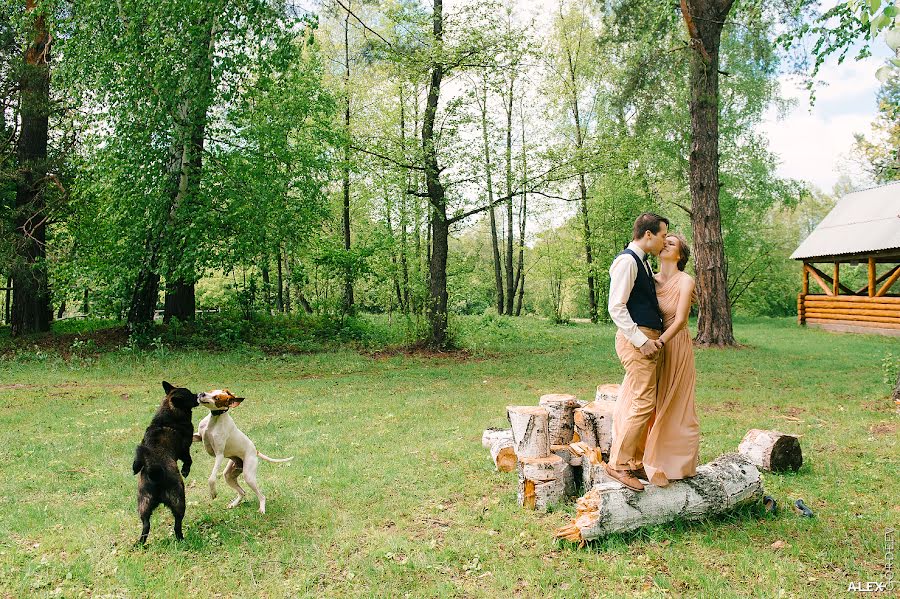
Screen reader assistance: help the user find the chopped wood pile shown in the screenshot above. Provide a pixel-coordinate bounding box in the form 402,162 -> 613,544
481,385 -> 780,542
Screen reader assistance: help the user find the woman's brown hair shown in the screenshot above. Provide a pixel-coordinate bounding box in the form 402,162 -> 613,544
668,233 -> 691,271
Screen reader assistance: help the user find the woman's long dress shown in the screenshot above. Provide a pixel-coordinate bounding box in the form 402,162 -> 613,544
611,271 -> 700,487
643,271 -> 700,486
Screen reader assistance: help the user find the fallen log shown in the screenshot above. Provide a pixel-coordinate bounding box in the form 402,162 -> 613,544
481,428 -> 512,449
573,402 -> 615,459
555,453 -> 763,543
539,393 -> 580,445
507,406 -> 551,459
738,429 -> 802,472
518,454 -> 575,511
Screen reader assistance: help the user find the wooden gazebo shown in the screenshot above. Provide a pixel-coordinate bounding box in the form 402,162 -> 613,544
792,181 -> 900,337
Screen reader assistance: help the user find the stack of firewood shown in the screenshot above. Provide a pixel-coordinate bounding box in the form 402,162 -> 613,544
483,384 -> 788,544
481,386 -> 622,511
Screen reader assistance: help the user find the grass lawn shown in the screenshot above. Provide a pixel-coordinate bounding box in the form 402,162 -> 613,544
0,316 -> 896,597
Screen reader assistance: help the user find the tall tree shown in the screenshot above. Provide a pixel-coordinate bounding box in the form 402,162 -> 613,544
10,0 -> 52,336
680,0 -> 736,346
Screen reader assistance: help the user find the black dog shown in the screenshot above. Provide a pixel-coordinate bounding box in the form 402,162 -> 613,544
132,381 -> 199,545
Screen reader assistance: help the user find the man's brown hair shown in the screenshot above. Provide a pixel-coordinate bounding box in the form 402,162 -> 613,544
632,212 -> 669,240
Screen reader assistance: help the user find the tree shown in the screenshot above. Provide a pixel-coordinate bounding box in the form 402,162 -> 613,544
10,0 -> 52,336
853,74 -> 900,183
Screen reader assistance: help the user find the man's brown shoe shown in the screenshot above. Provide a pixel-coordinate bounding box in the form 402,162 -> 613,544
632,466 -> 648,481
604,463 -> 645,491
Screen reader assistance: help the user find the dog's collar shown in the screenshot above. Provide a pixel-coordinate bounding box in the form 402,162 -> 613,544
210,409 -> 229,416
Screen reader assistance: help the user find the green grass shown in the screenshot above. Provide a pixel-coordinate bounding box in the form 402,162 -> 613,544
0,316 -> 896,597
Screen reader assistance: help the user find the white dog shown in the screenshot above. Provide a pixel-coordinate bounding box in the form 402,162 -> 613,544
193,389 -> 293,514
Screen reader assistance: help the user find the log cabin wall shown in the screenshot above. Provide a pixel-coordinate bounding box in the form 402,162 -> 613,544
798,258 -> 900,336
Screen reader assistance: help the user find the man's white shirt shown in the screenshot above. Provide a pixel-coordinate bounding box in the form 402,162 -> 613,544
608,242 -> 654,349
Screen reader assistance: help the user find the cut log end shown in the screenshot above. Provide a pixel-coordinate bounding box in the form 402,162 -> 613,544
595,384 -> 620,403
738,429 -> 803,472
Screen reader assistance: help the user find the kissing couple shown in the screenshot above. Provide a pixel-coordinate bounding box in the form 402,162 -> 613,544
604,212 -> 701,491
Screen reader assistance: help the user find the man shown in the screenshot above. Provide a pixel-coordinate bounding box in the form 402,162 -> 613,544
604,212 -> 668,491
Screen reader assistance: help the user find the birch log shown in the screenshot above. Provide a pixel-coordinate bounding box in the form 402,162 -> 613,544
481,428 -> 512,449
555,453 -> 763,543
738,429 -> 802,472
595,384 -> 620,403
481,428 -> 516,472
507,406 -> 550,459
573,402 -> 615,459
517,454 -> 574,511
539,393 -> 580,445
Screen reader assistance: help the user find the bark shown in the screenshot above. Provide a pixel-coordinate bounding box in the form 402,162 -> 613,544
11,0 -> 52,336
276,247 -> 284,313
738,429 -> 802,473
564,44 -> 597,323
423,0 -> 449,348
682,0 -> 736,346
341,8 -> 355,314
481,429 -> 516,473
538,393 -> 580,446
5,276 -> 11,324
594,384 -> 620,403
517,454 -> 574,511
506,405 -> 550,459
504,83 -> 515,316
261,259 -> 271,313
478,80 -> 504,314
163,280 -> 195,323
556,453 -> 763,543
514,112 -> 527,316
893,372 -> 900,403
573,402 -> 615,460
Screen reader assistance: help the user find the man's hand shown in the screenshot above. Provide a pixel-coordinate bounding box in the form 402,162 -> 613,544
639,339 -> 662,357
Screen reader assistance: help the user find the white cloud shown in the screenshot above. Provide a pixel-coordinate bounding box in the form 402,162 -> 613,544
759,48 -> 890,193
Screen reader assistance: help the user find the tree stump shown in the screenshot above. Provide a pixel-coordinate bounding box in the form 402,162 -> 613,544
517,454 -> 574,511
573,402 -> 615,459
539,393 -> 580,445
595,383 -> 620,403
506,406 -> 550,459
738,429 -> 803,472
555,453 -> 763,543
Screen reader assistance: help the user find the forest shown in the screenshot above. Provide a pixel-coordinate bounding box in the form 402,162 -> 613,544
1,0 -> 898,347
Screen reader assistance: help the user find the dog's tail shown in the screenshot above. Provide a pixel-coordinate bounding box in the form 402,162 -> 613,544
257,451 -> 294,464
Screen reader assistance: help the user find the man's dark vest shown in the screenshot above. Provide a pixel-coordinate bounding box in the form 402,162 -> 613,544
619,248 -> 663,331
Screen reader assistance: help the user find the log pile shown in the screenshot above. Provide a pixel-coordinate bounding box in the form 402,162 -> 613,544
481,390 -> 620,511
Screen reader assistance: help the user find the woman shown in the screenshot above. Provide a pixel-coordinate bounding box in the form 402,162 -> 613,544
641,232 -> 701,487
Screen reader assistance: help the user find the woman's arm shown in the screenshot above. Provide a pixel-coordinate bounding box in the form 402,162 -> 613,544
659,275 -> 696,345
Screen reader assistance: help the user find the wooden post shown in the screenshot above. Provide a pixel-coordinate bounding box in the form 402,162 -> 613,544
868,258 -> 876,298
799,263 -> 808,325
833,262 -> 840,297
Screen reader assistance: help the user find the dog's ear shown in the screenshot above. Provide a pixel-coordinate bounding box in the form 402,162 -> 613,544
229,397 -> 245,408
162,381 -> 175,394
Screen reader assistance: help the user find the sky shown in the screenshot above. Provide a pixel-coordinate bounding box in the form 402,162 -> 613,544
758,45 -> 891,194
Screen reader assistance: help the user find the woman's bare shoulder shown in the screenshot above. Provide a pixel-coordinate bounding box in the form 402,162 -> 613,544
679,272 -> 696,287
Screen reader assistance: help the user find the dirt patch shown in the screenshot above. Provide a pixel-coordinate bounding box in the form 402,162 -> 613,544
0,383 -> 36,390
868,422 -> 896,436
0,326 -> 128,359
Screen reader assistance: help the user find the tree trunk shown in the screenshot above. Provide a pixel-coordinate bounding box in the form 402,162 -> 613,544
5,276 -> 11,324
341,8 -> 355,315
261,258 -> 271,313
514,108 -> 527,316
276,247 -> 284,313
10,0 -> 52,337
504,84 -> 515,316
423,0 -> 449,348
556,453 -> 763,543
163,280 -> 195,323
478,80 -> 504,315
683,0 -> 736,346
127,268 -> 160,329
564,46 -> 597,323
